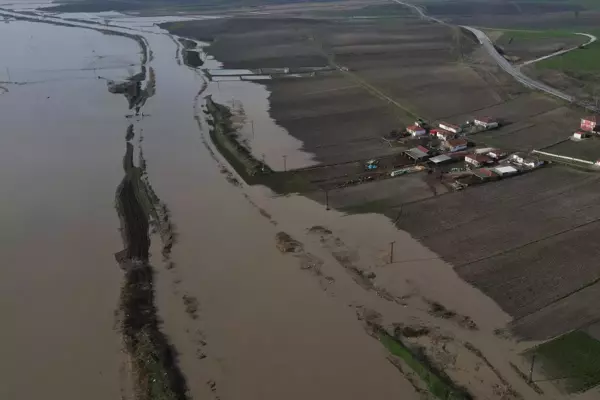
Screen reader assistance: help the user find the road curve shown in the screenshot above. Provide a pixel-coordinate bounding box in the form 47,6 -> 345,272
519,32 -> 596,67
391,0 -> 598,112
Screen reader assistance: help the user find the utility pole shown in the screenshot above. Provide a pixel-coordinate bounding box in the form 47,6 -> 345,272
261,154 -> 266,173
389,241 -> 395,264
324,189 -> 330,210
528,355 -> 536,383
251,120 -> 255,139
283,155 -> 287,172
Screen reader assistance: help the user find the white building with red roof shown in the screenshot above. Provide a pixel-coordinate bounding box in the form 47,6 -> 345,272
407,125 -> 426,137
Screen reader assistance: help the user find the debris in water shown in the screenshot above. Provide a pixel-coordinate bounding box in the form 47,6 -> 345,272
275,232 -> 301,253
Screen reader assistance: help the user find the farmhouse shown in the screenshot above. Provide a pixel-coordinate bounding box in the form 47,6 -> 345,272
407,125 -> 426,137
438,122 -> 462,134
465,154 -> 493,167
474,117 -> 499,129
444,138 -> 468,152
581,116 -> 598,132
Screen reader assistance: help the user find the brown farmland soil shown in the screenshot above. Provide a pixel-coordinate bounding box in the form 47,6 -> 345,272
394,166 -> 600,339
165,15 -> 525,165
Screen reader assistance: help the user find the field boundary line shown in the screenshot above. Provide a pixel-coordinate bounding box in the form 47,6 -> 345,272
512,283 -> 600,325
416,174 -> 600,240
455,217 -> 600,271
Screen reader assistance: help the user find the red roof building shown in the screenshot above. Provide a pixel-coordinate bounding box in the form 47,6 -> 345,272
581,116 -> 597,132
444,138 -> 468,152
407,125 -> 427,136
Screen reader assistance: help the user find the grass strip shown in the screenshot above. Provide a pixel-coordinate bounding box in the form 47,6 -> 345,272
375,326 -> 471,400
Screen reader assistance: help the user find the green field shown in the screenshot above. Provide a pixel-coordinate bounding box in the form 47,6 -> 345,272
536,41 -> 600,73
490,28 -> 579,40
527,330 -> 600,393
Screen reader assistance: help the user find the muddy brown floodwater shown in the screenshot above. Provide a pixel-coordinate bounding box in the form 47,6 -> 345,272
0,8 -> 532,400
0,12 -> 423,400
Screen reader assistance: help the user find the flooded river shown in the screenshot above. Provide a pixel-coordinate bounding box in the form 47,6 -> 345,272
0,8 -> 515,400
0,11 -> 422,400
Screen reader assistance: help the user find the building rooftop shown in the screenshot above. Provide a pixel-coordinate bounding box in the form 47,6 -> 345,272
493,165 -> 518,175
407,125 -> 425,131
475,117 -> 497,123
429,154 -> 452,164
405,147 -> 429,160
472,168 -> 495,179
466,154 -> 492,163
446,138 -> 468,147
583,116 -> 597,122
439,122 -> 460,129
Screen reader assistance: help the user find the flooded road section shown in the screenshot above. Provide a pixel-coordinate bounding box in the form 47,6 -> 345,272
0,9 -> 522,400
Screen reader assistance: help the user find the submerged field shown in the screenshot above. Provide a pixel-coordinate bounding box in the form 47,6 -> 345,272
163,7 -> 600,396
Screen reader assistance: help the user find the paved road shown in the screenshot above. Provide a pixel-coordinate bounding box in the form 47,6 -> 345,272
519,32 -> 596,67
391,0 -> 598,112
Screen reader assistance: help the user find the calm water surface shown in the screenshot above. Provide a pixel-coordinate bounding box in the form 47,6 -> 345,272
0,12 -> 422,400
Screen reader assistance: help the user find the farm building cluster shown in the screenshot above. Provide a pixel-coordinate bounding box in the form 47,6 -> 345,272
393,117 -> 544,190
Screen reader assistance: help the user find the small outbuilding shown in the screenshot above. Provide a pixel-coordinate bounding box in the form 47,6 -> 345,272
492,165 -> 518,176
474,117 -> 499,129
488,149 -> 508,160
574,130 -> 591,140
407,125 -> 427,137
429,154 -> 452,165
472,168 -> 496,181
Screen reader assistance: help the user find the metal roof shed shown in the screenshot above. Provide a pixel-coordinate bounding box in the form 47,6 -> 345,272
429,154 -> 452,164
492,165 -> 518,176
404,147 -> 429,161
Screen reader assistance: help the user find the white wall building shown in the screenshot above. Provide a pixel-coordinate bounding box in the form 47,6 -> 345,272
438,122 -> 462,134
474,117 -> 499,129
